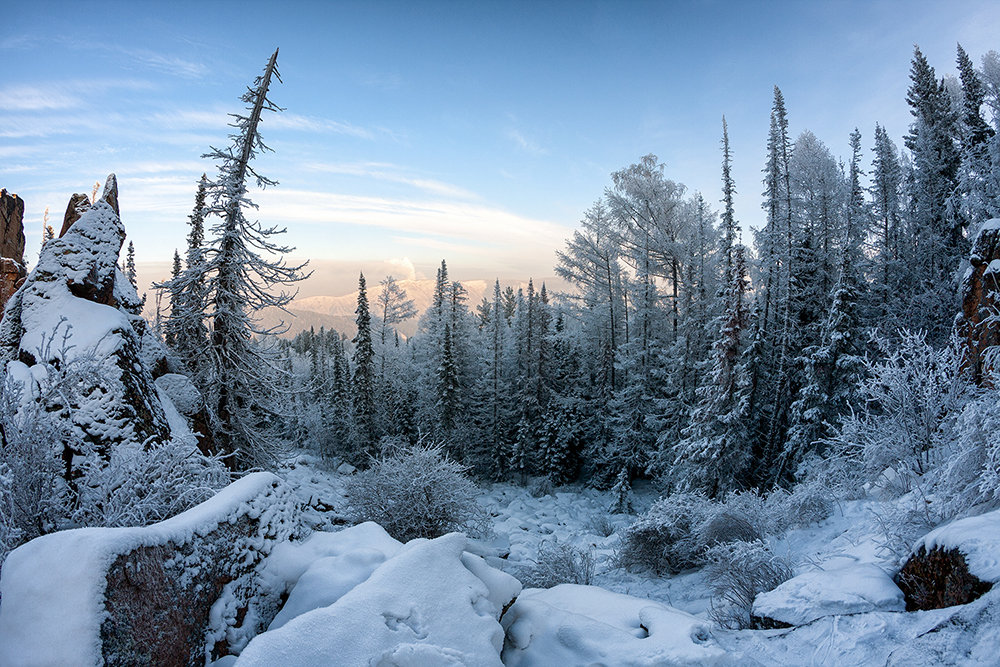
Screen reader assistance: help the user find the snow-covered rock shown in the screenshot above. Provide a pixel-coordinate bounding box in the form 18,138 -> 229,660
752,563 -> 904,626
911,508 -> 1000,584
336,462 -> 357,475
0,175 -> 172,459
895,509 -> 1000,612
501,584 -> 728,666
236,532 -> 521,666
0,473 -> 299,667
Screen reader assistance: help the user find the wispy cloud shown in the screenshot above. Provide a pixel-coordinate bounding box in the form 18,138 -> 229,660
147,108 -> 395,141
0,79 -> 154,112
124,49 -> 208,79
303,161 -> 478,199
253,188 -> 571,255
506,128 -> 547,155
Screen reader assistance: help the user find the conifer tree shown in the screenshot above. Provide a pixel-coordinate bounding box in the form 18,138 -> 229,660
198,48 -> 309,468
165,250 -> 182,346
671,119 -> 752,494
352,272 -> 377,457
125,241 -> 138,289
905,46 -> 962,340
785,129 -> 868,478
870,123 -> 903,310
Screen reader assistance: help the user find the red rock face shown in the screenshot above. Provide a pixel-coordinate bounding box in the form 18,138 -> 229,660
0,189 -> 26,312
956,219 -> 1000,385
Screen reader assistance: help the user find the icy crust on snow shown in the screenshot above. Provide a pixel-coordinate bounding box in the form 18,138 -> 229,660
236,533 -> 521,666
752,563 -> 904,626
501,584 -> 729,666
0,473 -> 280,667
912,507 -> 1000,583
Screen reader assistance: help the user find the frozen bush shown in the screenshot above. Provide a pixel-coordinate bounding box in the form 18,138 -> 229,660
588,514 -> 616,538
528,476 -> 555,498
71,439 -> 231,528
870,489 -> 944,563
343,442 -> 486,542
615,491 -> 710,575
516,540 -> 596,588
705,539 -> 794,630
829,331 -> 970,490
696,510 -> 762,548
766,481 -> 835,532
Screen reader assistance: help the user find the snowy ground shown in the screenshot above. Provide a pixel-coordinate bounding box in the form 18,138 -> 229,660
273,455 -> 999,665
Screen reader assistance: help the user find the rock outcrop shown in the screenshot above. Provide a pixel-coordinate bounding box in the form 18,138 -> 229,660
0,175 -> 171,469
956,218 -> 1000,385
896,547 -> 992,611
0,188 -> 27,311
897,508 -> 1000,611
0,473 -> 301,667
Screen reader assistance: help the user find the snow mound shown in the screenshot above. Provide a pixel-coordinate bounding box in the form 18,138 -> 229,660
236,533 -> 521,666
912,508 -> 1000,583
261,522 -> 403,630
752,563 -> 904,626
501,584 -> 729,666
0,473 -> 283,667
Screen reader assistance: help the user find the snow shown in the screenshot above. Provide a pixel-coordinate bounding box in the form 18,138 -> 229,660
912,507 -> 1000,582
985,259 -> 1000,276
0,473 -> 280,667
979,218 -> 1000,234
236,533 -> 520,666
19,295 -> 128,363
752,563 -> 904,626
501,584 -> 728,666
261,522 -> 403,630
156,385 -> 193,439
154,373 -> 203,415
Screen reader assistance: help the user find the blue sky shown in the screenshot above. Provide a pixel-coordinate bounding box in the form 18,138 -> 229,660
2,0 -> 998,296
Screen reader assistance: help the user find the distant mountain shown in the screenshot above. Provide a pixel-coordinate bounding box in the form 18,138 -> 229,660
257,278 -> 490,339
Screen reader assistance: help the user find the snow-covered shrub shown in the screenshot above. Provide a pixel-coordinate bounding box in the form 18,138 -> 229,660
0,334 -> 103,564
766,480 -> 835,532
516,540 -> 596,588
870,489 -> 944,563
696,510 -> 762,549
528,476 -> 555,498
343,442 -> 486,542
705,540 -> 793,630
588,514 -> 616,538
71,439 -> 230,528
615,491 -> 710,575
829,331 -> 970,491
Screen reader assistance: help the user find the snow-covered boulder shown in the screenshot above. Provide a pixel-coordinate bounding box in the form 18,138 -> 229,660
236,533 -> 521,666
898,508 -> 1000,610
0,473 -> 300,667
752,563 -> 904,626
501,584 -> 729,666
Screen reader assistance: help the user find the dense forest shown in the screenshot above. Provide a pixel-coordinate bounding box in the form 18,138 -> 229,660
151,42 -> 999,505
